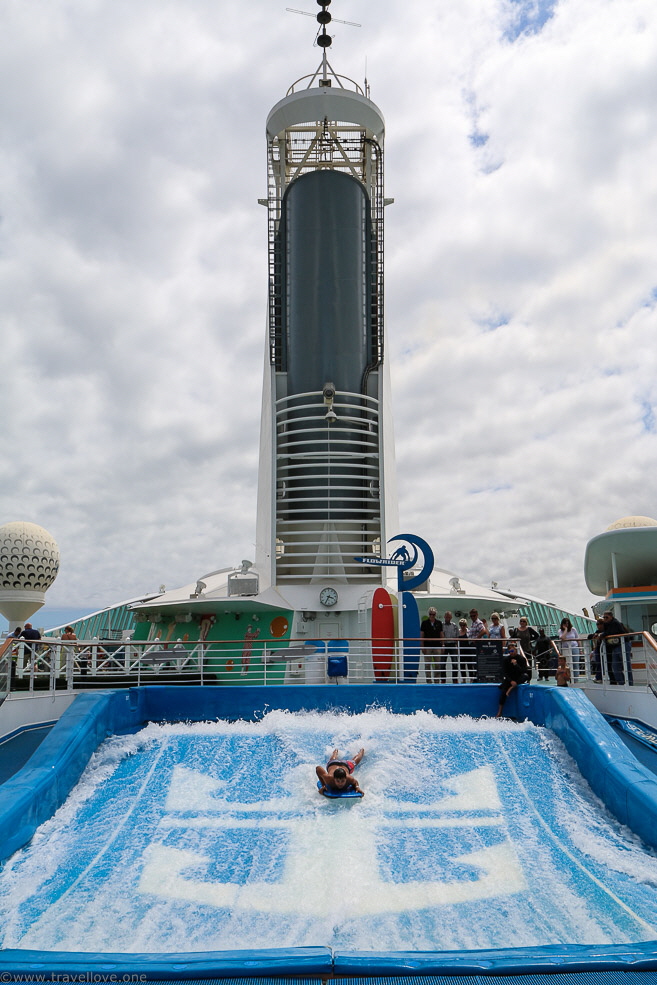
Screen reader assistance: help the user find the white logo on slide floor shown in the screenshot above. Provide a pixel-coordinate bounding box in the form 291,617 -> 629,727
139,766 -> 525,915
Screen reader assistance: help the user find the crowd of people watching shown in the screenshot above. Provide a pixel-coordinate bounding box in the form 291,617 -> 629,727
419,607 -> 634,688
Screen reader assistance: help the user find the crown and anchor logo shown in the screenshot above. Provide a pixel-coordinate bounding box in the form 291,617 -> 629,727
139,762 -> 525,915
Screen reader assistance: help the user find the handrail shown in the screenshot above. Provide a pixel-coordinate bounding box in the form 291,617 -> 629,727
0,637 -> 11,702
2,634 -> 510,693
285,72 -> 364,97
554,629 -> 655,689
3,630 -> 655,696
642,631 -> 657,696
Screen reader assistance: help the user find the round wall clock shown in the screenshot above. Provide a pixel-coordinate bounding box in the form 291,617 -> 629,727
319,587 -> 338,607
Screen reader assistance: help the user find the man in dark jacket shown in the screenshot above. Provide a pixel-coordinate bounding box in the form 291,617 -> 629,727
420,607 -> 444,684
495,644 -> 530,717
534,629 -> 555,681
20,622 -> 41,667
601,611 -> 632,685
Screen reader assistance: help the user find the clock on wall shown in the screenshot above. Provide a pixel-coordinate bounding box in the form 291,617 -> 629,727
319,587 -> 338,607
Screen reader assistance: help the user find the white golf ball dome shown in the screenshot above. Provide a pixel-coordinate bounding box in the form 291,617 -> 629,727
0,521 -> 60,592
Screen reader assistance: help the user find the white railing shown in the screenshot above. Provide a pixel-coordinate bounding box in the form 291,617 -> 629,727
0,639 -> 9,703
555,631 -> 657,691
7,638 -> 206,689
2,636 -> 517,691
3,632 -> 655,695
645,634 -> 657,694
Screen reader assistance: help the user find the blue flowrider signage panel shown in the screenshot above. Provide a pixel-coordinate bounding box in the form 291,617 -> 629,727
355,533 -> 434,592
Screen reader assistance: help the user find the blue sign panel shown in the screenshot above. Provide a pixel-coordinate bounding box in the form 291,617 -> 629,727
354,533 -> 434,592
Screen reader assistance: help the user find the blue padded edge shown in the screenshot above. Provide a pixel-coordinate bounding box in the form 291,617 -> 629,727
514,684 -> 657,850
331,941 -> 657,974
140,682 -> 500,722
2,943 -> 657,977
0,946 -> 332,978
0,688 -> 141,862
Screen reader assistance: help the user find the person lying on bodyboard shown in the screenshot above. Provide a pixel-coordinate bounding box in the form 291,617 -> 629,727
316,748 -> 365,795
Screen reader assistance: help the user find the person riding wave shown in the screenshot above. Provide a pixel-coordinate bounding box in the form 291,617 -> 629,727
316,748 -> 365,795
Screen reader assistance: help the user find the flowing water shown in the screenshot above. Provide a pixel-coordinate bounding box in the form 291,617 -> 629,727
1,708 -> 657,953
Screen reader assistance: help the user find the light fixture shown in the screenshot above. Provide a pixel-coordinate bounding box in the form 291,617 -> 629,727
190,579 -> 207,599
323,382 -> 338,421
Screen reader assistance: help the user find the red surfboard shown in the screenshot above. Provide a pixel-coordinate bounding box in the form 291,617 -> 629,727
371,586 -> 395,681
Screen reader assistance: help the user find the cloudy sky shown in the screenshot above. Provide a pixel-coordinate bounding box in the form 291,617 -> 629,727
2,0 -> 657,630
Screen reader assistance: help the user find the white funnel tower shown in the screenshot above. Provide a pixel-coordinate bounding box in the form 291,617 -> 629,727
256,28 -> 398,593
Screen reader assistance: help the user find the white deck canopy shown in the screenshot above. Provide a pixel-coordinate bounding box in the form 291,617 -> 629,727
266,87 -> 385,142
584,525 -> 657,595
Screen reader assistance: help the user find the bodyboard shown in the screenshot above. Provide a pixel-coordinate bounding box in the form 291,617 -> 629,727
401,590 -> 421,682
390,592 -> 399,680
371,586 -> 394,681
317,780 -> 364,799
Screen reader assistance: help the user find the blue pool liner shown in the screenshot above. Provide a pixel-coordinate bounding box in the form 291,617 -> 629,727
1,683 -> 657,974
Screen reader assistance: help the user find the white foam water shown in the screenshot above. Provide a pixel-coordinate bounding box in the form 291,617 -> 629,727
0,708 -> 656,953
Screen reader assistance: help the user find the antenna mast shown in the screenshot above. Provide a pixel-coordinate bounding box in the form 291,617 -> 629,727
286,0 -> 361,80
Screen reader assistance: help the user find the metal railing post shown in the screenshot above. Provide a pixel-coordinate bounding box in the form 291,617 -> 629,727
65,644 -> 74,691
644,632 -> 657,694
49,645 -> 57,691
0,639 -> 11,701
29,645 -> 35,692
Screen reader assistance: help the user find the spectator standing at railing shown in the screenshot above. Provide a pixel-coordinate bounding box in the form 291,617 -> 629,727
466,609 -> 487,683
62,626 -> 77,680
517,617 -> 538,671
559,618 -> 580,678
8,627 -> 21,689
601,611 -> 633,686
420,607 -> 444,684
534,629 -> 554,681
442,611 -> 459,682
20,623 -> 41,666
588,619 -> 605,682
488,613 -> 506,640
468,609 -> 487,638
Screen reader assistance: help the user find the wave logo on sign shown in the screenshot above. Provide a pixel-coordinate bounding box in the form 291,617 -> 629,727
139,765 -> 525,916
354,533 -> 434,592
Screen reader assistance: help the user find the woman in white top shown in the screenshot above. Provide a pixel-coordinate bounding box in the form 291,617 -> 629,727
456,619 -> 469,682
560,618 -> 580,678
488,612 -> 506,640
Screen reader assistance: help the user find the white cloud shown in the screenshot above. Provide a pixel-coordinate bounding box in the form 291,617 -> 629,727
1,0 -> 657,628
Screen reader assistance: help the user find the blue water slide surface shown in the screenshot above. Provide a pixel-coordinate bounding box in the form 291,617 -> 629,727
0,685 -> 656,974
